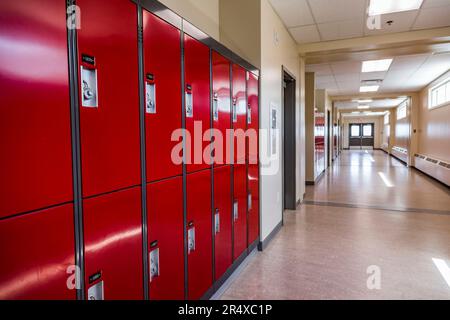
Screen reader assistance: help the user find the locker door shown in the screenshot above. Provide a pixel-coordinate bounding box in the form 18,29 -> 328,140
247,72 -> 259,245
143,10 -> 182,182
184,35 -> 211,173
0,204 -> 75,300
77,0 -> 141,197
213,166 -> 232,280
147,177 -> 184,300
212,51 -> 231,166
233,164 -> 247,260
186,170 -> 212,299
0,0 -> 73,218
232,64 -> 247,165
83,187 -> 143,300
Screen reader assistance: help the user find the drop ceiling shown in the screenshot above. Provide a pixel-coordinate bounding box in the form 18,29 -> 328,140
269,0 -> 450,44
306,52 -> 450,95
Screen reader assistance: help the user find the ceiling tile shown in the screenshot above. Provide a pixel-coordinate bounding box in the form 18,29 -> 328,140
269,0 -> 315,27
389,54 -> 429,71
289,25 -> 321,43
421,0 -> 450,8
316,75 -> 336,83
318,19 -> 364,41
308,0 -> 366,23
412,5 -> 450,29
364,11 -> 419,35
361,71 -> 387,80
331,61 -> 362,74
317,81 -> 338,90
335,73 -> 361,83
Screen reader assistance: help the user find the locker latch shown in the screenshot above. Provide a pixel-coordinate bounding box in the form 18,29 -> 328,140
187,221 -> 196,254
247,105 -> 252,124
145,73 -> 156,114
186,84 -> 193,118
214,209 -> 220,234
80,54 -> 98,108
149,244 -> 160,282
232,98 -> 237,123
233,201 -> 239,221
213,92 -> 219,121
248,193 -> 252,211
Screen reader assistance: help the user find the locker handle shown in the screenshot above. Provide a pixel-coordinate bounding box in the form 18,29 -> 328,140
233,201 -> 239,222
248,193 -> 252,211
213,92 -> 219,121
145,75 -> 156,114
186,84 -> 193,118
232,98 -> 237,123
149,247 -> 160,282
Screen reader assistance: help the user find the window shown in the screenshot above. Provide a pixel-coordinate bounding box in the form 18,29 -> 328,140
351,125 -> 360,137
397,102 -> 407,120
384,112 -> 390,125
363,124 -> 373,137
429,77 -> 450,109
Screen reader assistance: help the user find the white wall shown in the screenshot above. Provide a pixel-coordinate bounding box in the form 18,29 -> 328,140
260,0 -> 304,240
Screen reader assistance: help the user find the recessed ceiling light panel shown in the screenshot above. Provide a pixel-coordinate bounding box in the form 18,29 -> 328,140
358,106 -> 370,109
368,0 -> 423,16
360,85 -> 379,93
362,59 -> 393,73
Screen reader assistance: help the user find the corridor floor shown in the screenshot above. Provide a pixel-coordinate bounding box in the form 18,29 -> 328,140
220,150 -> 450,300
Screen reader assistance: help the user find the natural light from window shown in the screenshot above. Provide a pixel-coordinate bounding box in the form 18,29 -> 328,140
397,103 -> 407,120
429,77 -> 450,109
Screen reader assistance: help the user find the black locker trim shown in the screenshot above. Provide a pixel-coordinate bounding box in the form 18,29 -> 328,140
66,0 -> 85,300
136,5 -> 149,300
209,48 -> 215,284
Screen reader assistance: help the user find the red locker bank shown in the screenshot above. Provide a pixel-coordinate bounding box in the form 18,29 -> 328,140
232,64 -> 248,260
247,72 -> 260,246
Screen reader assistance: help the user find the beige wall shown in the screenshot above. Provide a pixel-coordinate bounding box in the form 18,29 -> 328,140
219,0 -> 261,68
159,0 -> 220,40
394,101 -> 411,152
259,0 -> 304,240
418,70 -> 450,162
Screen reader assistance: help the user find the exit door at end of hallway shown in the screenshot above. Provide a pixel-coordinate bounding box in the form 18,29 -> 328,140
349,123 -> 374,149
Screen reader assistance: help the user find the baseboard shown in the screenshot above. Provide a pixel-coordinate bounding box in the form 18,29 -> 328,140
209,246 -> 258,300
306,181 -> 315,185
412,166 -> 450,189
389,153 -> 407,166
258,220 -> 282,251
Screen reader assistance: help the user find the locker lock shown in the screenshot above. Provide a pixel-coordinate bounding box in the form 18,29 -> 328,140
187,221 -> 196,254
232,98 -> 237,123
214,209 -> 220,234
149,241 -> 160,283
213,92 -> 219,121
186,84 -> 193,118
145,73 -> 156,114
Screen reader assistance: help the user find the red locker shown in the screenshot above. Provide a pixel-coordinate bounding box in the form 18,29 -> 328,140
212,51 -> 232,166
184,35 -> 211,173
0,204 -> 75,300
76,0 -> 141,197
213,166 -> 232,280
233,164 -> 248,260
247,72 -> 260,245
143,10 -> 182,182
0,0 -> 73,218
147,177 -> 184,300
186,170 -> 212,299
232,64 -> 247,165
83,187 -> 143,300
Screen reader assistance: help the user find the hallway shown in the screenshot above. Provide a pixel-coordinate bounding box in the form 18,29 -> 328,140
220,151 -> 450,300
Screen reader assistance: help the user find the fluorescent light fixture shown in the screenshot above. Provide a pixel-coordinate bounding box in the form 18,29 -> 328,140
358,99 -> 373,103
360,85 -> 379,93
352,111 -> 360,114
368,0 -> 424,16
378,172 -> 394,188
362,59 -> 393,72
432,258 -> 450,288
358,105 -> 370,109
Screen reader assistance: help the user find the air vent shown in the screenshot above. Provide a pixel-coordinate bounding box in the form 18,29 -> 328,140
414,154 -> 450,186
426,158 -> 438,164
361,79 -> 383,86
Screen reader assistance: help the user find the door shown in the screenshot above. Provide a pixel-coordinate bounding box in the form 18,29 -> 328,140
349,123 -> 374,149
147,177 -> 184,300
0,0 -> 73,218
186,170 -> 212,299
213,166 -> 232,281
247,72 -> 259,245
83,187 -> 143,300
0,204 -> 75,300
77,0 -> 141,197
283,71 -> 296,210
184,35 -> 211,173
143,10 -> 182,182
